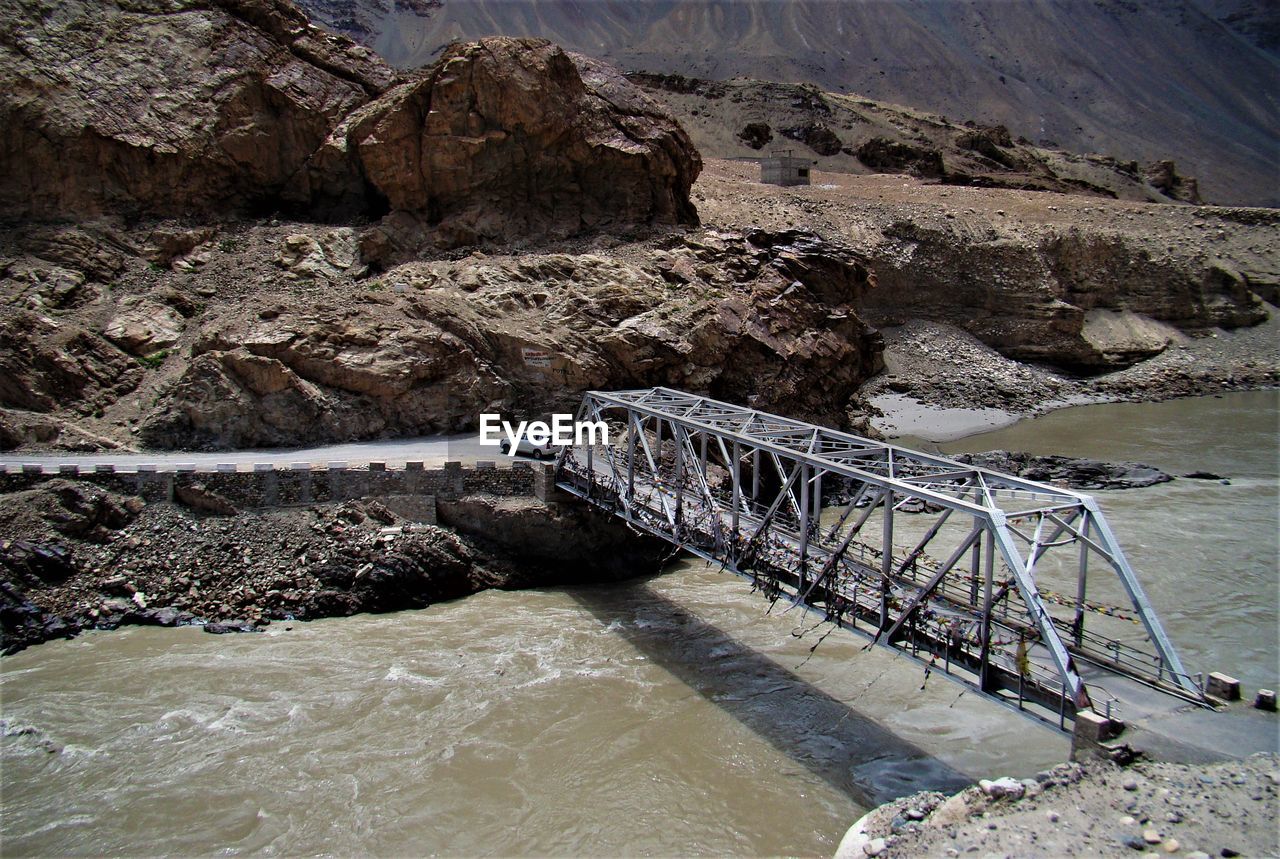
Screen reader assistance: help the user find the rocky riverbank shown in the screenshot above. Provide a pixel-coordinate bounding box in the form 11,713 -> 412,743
0,479 -> 667,655
0,442 -> 1183,655
836,754 -> 1280,858
864,311 -> 1278,438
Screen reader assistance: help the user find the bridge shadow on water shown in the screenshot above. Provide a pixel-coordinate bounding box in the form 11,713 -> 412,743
566,574 -> 974,810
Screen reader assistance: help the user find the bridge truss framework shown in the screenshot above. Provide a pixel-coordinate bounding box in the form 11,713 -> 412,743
556,387 -> 1206,729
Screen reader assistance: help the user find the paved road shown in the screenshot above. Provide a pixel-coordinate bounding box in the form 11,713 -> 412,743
0,433 -> 516,472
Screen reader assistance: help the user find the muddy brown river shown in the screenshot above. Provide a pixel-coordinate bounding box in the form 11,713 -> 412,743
2,391 -> 1276,856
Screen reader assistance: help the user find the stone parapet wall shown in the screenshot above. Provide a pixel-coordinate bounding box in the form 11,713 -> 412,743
0,460 -> 546,510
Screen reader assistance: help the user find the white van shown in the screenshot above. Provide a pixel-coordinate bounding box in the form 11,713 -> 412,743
498,437 -> 561,459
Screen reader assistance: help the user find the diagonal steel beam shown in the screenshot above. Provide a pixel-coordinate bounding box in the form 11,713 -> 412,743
875,526 -> 984,645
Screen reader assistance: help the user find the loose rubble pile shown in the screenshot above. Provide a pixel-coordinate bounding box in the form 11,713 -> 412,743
0,480 -> 665,654
838,755 -> 1280,858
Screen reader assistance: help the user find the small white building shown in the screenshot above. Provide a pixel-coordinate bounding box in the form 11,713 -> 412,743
760,150 -> 813,186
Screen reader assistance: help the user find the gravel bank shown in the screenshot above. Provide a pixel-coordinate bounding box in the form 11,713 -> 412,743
837,755 -> 1280,858
0,480 -> 665,654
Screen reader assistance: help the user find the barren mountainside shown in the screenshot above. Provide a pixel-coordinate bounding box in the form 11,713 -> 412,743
296,0 -> 1280,207
624,74 -> 1203,204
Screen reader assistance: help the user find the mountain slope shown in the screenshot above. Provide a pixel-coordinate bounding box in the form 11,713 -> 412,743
625,73 -> 1202,203
296,0 -> 1280,207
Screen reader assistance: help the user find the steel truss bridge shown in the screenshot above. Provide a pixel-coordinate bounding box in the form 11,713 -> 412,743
556,387 -> 1210,730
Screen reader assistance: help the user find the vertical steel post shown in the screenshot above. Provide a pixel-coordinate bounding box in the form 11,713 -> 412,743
751,448 -> 760,502
979,526 -> 996,692
852,578 -> 859,628
813,469 -> 823,540
1074,513 -> 1090,647
673,424 -> 684,530
880,489 -> 894,631
626,410 -> 637,502
970,515 -> 982,607
654,418 -> 663,475
798,462 -> 811,591
730,440 -> 741,548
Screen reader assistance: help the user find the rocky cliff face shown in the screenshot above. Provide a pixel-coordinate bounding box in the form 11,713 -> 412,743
133,227 -> 880,449
860,217 -> 1269,371
695,161 -> 1276,375
3,156 -> 1277,453
0,0 -> 394,219
0,0 -> 700,247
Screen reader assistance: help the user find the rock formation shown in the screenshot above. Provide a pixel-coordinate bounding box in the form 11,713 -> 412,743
0,1 -> 701,248
318,38 -> 702,254
0,311 -> 142,415
853,138 -> 945,179
1143,160 -> 1202,205
858,216 -> 1270,371
0,0 -> 394,219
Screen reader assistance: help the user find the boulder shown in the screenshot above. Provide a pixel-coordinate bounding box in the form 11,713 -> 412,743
979,776 -> 1026,799
202,620 -> 259,635
14,265 -> 94,310
174,484 -> 239,516
328,37 -> 701,254
854,137 -> 945,178
103,299 -> 185,355
0,409 -> 61,450
1,540 -> 77,585
1143,160 -> 1202,204
779,121 -> 843,156
274,229 -> 363,280
1079,309 -> 1178,369
956,124 -> 1022,169
738,122 -> 773,150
